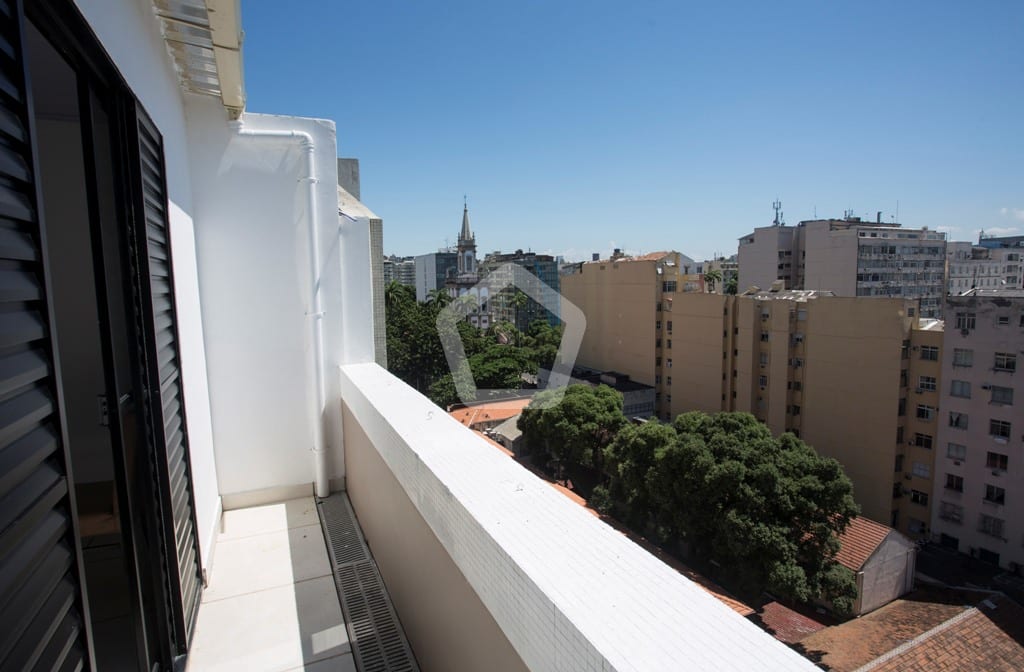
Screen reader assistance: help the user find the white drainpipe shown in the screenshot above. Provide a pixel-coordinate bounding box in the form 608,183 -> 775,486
229,119 -> 330,498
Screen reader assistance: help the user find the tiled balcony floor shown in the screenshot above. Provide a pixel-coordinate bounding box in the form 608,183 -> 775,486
186,497 -> 355,672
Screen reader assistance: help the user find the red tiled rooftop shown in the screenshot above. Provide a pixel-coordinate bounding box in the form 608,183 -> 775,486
797,586 -> 981,671
834,516 -> 892,571
448,398 -> 532,428
756,601 -> 828,644
862,595 -> 1024,672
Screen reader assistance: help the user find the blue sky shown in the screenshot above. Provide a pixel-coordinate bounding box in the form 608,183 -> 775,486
242,1 -> 1023,261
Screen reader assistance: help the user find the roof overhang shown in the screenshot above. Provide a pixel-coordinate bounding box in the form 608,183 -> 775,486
152,0 -> 245,118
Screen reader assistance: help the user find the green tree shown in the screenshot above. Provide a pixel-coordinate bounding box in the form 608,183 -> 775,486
518,385 -> 627,473
604,421 -> 678,518
645,412 -> 859,612
704,268 -> 722,293
724,275 -> 738,295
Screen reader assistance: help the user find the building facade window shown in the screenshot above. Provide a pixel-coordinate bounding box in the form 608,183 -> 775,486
984,484 -> 1006,505
947,443 -> 967,461
994,352 -> 1016,372
662,281 -> 677,292
667,358 -> 672,368
998,315 -> 1009,326
955,312 -> 976,330
920,345 -> 939,361
892,483 -> 903,499
758,375 -> 767,387
916,405 -> 936,420
950,380 -> 971,398
989,419 -> 1012,439
910,490 -> 928,506
939,501 -> 963,523
986,452 -> 1008,471
978,514 -> 1004,539
914,433 -> 933,449
991,386 -> 1013,405
949,412 -> 968,430
918,376 -> 936,391
760,332 -> 770,342
945,474 -> 964,492
953,348 -> 973,367
895,454 -> 905,472
667,321 -> 673,333
912,461 -> 930,478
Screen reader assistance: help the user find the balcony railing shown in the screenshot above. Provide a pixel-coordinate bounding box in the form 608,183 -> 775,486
338,363 -> 817,671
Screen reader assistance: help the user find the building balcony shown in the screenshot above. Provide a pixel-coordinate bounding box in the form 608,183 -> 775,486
326,363 -> 817,671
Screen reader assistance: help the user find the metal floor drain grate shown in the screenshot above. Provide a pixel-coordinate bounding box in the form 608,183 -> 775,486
318,494 -> 419,672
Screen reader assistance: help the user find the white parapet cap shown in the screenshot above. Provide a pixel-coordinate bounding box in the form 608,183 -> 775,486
152,0 -> 245,117
340,362 -> 820,672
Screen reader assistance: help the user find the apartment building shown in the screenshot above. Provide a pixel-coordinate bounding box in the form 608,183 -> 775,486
383,254 -> 416,286
560,251 -> 702,419
414,249 -> 458,301
573,281 -> 939,533
738,216 -> 947,318
947,240 -> 1023,295
480,250 -> 561,330
4,5 -> 820,669
931,290 -> 1023,572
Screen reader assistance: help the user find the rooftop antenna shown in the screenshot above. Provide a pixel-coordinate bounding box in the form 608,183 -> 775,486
772,199 -> 784,226
895,200 -> 899,224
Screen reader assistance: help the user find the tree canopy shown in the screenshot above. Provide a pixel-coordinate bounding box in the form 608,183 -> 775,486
603,411 -> 859,612
518,384 -> 628,470
385,281 -> 563,408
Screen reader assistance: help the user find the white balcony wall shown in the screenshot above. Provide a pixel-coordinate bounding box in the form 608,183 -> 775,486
185,98 -> 349,500
341,363 -> 819,672
76,0 -> 220,568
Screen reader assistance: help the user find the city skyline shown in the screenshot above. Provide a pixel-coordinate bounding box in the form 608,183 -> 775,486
243,1 -> 1022,262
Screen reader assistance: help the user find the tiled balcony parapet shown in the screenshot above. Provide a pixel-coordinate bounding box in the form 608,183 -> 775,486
339,363 -> 818,671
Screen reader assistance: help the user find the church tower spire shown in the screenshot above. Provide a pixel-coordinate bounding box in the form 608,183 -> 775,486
459,197 -> 473,244
456,198 -> 477,275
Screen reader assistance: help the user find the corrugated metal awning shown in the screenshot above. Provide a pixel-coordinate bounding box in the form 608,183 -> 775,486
152,0 -> 245,117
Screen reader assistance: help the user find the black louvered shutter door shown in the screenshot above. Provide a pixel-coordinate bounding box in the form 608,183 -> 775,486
130,104 -> 202,649
0,1 -> 88,670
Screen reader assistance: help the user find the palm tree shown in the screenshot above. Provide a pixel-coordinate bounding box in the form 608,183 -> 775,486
511,290 -> 528,341
725,275 -> 738,295
704,268 -> 722,293
385,279 -> 411,313
426,288 -> 452,310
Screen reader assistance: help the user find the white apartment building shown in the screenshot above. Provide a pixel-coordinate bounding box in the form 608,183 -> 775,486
931,290 -> 1023,572
0,1 -> 816,670
947,240 -> 1023,295
738,216 -> 947,318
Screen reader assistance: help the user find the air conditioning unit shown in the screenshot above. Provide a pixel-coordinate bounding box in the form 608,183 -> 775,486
981,384 -> 991,390
992,470 -> 1001,477
961,328 -> 970,336
904,474 -> 912,481
953,460 -> 962,466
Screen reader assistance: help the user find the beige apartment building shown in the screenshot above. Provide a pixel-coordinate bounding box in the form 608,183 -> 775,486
931,290 -> 1023,572
738,216 -> 947,318
566,277 -> 944,535
560,252 -> 704,419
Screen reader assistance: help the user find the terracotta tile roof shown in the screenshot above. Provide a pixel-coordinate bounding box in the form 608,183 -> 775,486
756,601 -> 828,644
835,517 -> 892,571
448,398 -> 532,428
797,585 -> 988,671
858,595 -> 1024,672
